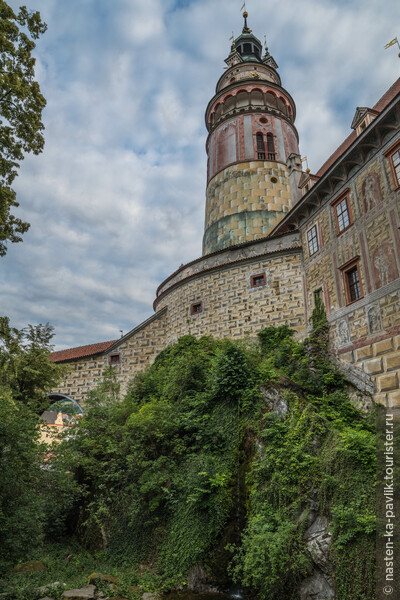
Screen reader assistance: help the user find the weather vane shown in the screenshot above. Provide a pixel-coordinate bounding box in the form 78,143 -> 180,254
385,37 -> 400,57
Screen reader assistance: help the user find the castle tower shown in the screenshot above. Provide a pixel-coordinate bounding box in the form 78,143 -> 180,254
203,12 -> 302,255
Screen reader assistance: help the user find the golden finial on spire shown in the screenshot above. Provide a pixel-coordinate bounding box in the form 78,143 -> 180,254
241,4 -> 250,32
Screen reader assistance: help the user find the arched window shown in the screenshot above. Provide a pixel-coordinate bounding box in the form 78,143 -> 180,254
256,133 -> 265,159
267,134 -> 275,160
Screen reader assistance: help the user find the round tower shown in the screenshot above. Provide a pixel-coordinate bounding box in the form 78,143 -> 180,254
203,12 -> 302,255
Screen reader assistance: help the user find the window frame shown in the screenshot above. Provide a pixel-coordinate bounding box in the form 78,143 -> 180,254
306,224 -> 319,257
384,140 -> 400,190
331,189 -> 352,236
266,133 -> 276,160
250,272 -> 267,288
256,132 -> 265,160
108,352 -> 121,366
190,301 -> 203,316
340,257 -> 364,305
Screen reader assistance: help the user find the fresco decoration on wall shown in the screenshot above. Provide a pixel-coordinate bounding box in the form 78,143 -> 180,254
337,318 -> 351,347
216,120 -> 237,172
366,303 -> 383,335
372,242 -> 398,288
361,172 -> 382,212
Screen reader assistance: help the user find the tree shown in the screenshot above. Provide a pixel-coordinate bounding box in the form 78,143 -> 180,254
0,0 -> 47,256
0,391 -> 44,567
0,316 -> 63,413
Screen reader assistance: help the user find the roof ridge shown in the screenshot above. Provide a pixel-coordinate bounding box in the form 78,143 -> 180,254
316,77 -> 400,178
50,339 -> 118,363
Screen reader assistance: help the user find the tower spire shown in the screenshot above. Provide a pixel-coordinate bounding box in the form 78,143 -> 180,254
242,10 -> 251,34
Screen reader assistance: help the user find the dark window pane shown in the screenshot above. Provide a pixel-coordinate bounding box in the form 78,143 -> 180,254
347,267 -> 361,301
307,225 -> 319,256
336,198 -> 350,232
256,133 -> 265,159
267,134 -> 275,160
392,149 -> 400,186
191,302 -> 203,314
251,274 -> 266,287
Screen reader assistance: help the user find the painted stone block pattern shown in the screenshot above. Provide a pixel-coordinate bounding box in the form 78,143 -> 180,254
53,311 -> 168,405
156,250 -> 307,346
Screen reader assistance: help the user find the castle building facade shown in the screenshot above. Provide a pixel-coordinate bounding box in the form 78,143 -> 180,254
51,14 -> 400,410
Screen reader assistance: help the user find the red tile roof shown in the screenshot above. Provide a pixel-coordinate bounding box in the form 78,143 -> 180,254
316,77 -> 400,178
50,340 -> 118,363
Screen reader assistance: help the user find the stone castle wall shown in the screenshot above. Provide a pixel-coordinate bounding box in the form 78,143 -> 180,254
155,238 -> 306,346
52,95 -> 400,410
300,137 -> 400,408
53,309 -> 168,404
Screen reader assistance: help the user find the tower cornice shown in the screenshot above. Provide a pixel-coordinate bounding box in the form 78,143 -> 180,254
215,60 -> 282,93
205,78 -> 297,133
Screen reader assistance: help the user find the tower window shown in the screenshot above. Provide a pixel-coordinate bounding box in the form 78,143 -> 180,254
306,225 -> 319,256
243,43 -> 252,54
250,273 -> 266,288
256,133 -> 265,159
267,134 -> 275,160
190,301 -> 203,315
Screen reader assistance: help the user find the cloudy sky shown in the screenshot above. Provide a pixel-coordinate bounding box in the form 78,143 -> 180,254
1,0 -> 399,350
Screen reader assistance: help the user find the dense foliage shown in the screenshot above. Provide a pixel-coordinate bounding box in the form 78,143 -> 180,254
0,317 -> 62,413
1,323 -> 376,599
0,0 -> 47,255
48,327 -> 375,599
0,318 -> 70,572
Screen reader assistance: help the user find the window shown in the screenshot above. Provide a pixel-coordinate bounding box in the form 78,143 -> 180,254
335,197 -> 351,232
250,273 -> 266,288
384,141 -> 400,189
256,133 -> 265,159
307,225 -> 319,256
391,147 -> 400,187
109,353 -> 121,365
346,267 -> 361,302
340,258 -> 363,305
267,134 -> 275,160
190,301 -> 203,315
331,190 -> 352,235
